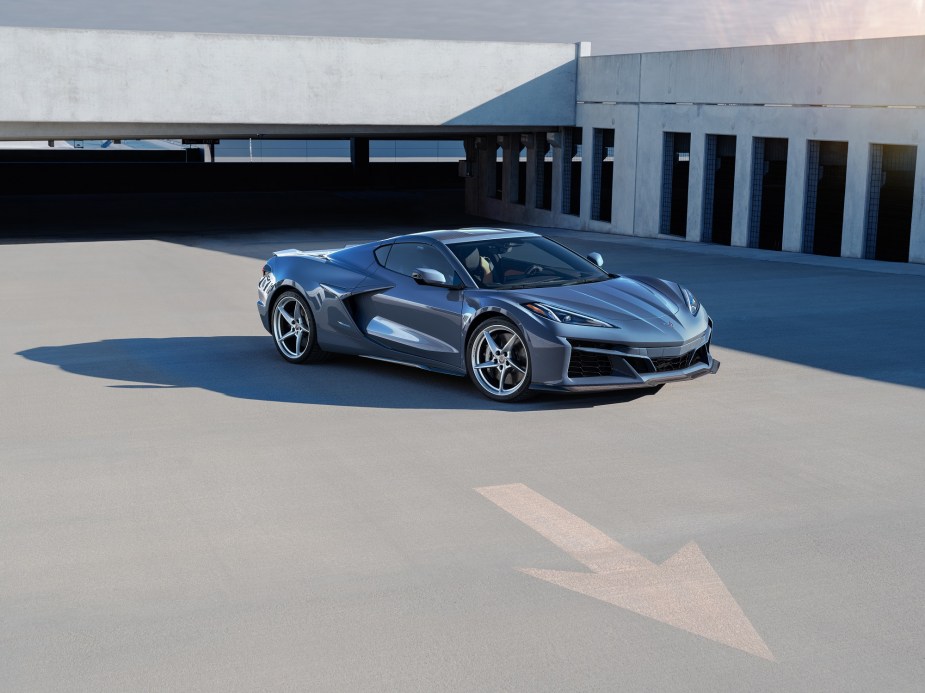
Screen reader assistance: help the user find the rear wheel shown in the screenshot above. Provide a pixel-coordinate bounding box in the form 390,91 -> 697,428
466,318 -> 533,402
271,291 -> 327,363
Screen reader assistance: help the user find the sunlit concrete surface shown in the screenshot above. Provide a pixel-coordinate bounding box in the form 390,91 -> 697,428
2,219 -> 924,690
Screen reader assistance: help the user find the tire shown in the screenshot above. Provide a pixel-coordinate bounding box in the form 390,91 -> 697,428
466,317 -> 533,402
270,290 -> 328,364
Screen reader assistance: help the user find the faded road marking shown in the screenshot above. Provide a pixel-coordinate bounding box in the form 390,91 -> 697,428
476,483 -> 773,660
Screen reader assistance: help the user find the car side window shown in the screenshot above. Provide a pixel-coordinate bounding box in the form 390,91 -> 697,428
384,242 -> 458,283
374,245 -> 391,266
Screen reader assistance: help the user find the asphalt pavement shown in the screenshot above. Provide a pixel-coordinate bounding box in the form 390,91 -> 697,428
2,210 -> 924,691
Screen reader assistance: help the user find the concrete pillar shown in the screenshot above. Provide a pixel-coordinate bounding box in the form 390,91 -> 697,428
909,147 -> 925,263
525,134 -> 538,209
477,136 -> 496,215
580,125 -> 594,225
686,132 -> 705,242
731,135 -> 753,247
841,140 -> 871,258
463,137 -> 480,216
782,138 -> 808,252
613,108 -> 638,235
550,130 -> 564,218
503,134 -> 521,205
501,134 -> 514,204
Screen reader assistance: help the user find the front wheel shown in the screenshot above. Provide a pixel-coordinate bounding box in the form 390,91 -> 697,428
466,318 -> 533,402
271,291 -> 328,363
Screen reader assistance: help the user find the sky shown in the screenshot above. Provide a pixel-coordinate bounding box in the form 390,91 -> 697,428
2,0 -> 924,55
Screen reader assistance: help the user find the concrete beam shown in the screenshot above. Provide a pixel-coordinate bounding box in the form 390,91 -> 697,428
0,27 -> 579,138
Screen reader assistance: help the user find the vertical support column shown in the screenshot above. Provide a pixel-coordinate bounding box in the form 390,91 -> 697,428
910,147 -> 925,263
686,132 -> 705,242
477,136 -> 497,213
463,137 -> 480,216
500,134 -> 514,204
731,134 -> 754,247
614,107 -> 638,235
841,140 -> 870,258
580,125 -> 594,224
534,133 -> 551,211
550,130 -> 564,217
782,138 -> 807,252
524,134 -> 538,209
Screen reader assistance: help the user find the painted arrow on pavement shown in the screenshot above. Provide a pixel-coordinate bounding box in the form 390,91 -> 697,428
476,483 -> 773,660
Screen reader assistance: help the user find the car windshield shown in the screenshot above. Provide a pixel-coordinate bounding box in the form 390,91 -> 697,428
448,237 -> 609,289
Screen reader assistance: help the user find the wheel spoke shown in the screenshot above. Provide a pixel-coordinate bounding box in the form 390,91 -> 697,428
498,364 -> 510,391
279,329 -> 296,341
295,330 -> 303,355
508,360 -> 526,375
294,302 -> 302,322
277,304 -> 293,324
474,361 -> 498,370
482,330 -> 501,354
502,334 -> 519,352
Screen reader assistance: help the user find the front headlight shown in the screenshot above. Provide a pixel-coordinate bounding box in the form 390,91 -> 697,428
682,288 -> 700,316
523,302 -> 614,328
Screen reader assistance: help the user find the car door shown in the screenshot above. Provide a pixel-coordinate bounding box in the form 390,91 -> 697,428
358,241 -> 466,370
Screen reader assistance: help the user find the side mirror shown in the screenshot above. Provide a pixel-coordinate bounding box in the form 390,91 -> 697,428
411,267 -> 449,286
588,252 -> 604,268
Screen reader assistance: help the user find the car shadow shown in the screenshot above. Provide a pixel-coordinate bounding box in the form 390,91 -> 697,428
17,336 -> 660,411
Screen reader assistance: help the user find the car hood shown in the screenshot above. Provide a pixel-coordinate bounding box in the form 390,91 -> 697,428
511,276 -> 699,332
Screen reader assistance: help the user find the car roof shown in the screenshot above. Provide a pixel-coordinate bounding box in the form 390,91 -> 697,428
388,228 -> 539,245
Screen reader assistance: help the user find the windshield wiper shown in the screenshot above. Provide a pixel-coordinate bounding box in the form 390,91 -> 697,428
499,278 -> 567,290
560,276 -> 610,286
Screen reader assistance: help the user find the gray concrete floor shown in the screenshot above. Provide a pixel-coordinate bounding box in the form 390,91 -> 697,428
2,215 -> 924,691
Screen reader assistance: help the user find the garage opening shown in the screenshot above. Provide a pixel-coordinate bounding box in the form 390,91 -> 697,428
702,134 -> 736,245
749,137 -> 788,251
535,135 -> 552,211
803,141 -> 848,257
660,132 -> 691,236
591,128 -> 614,222
866,144 -> 916,262
561,127 -> 582,216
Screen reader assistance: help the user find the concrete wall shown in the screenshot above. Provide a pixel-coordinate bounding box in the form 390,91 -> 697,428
473,36 -> 925,264
0,27 -> 579,139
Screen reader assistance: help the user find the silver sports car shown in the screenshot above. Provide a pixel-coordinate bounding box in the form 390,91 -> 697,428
257,228 -> 719,401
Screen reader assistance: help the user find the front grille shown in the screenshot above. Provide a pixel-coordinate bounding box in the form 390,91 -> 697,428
567,349 -> 614,378
651,351 -> 696,372
568,342 -> 710,379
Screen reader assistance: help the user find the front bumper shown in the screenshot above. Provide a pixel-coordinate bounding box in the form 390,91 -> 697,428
532,357 -> 719,392
529,324 -> 720,392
